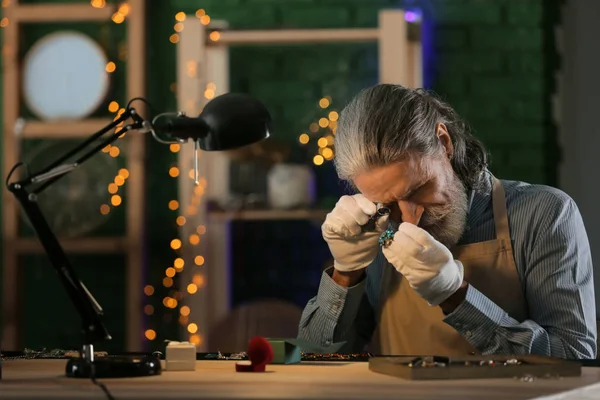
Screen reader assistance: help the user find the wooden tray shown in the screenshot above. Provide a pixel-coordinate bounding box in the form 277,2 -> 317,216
368,354 -> 582,380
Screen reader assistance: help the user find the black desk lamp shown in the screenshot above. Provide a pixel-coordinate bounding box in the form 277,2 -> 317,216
4,92 -> 271,379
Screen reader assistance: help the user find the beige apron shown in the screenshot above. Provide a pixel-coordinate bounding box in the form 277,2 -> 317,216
373,177 -> 528,355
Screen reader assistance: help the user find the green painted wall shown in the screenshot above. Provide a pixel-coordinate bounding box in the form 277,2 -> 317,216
1,0 -> 559,352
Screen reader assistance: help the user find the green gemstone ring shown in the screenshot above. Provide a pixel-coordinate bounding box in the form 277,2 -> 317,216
378,228 -> 395,247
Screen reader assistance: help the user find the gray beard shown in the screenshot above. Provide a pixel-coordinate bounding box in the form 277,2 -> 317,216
421,179 -> 469,248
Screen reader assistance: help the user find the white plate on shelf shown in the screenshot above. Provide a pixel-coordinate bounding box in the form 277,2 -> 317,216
22,31 -> 110,121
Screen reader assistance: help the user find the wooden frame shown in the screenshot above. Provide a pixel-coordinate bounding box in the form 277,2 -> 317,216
1,0 -> 147,352
176,10 -> 422,350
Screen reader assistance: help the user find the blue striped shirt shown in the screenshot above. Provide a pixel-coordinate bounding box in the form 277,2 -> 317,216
298,175 -> 598,359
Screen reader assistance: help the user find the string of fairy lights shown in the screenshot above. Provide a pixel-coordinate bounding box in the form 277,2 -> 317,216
143,9 -> 213,347
299,97 -> 338,165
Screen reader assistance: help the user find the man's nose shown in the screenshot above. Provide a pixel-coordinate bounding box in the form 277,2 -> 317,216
397,200 -> 424,225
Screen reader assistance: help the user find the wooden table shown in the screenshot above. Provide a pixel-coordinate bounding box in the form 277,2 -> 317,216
1,359 -> 599,399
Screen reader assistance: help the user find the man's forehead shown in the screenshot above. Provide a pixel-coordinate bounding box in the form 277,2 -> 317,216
356,161 -> 428,204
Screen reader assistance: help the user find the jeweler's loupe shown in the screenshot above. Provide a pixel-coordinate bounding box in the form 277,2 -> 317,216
361,204 -> 391,232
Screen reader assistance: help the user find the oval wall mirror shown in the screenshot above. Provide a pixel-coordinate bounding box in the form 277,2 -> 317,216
22,31 -> 110,121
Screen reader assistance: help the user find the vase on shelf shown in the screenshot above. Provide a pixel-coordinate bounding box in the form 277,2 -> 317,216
267,163 -> 316,210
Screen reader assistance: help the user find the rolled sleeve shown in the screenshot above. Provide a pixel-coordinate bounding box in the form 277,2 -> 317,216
443,285 -> 506,350
316,267 -> 367,321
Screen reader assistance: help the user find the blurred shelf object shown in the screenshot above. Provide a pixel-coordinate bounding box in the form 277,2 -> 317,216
13,3 -> 115,23
207,209 -> 329,222
18,118 -> 115,139
13,237 -> 126,254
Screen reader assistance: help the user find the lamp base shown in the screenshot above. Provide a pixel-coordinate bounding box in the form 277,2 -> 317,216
65,355 -> 162,378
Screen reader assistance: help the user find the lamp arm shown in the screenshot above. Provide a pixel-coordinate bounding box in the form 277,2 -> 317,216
5,108 -> 145,346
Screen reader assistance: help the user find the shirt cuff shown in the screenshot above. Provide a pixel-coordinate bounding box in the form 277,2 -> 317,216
316,267 -> 366,321
443,284 -> 508,349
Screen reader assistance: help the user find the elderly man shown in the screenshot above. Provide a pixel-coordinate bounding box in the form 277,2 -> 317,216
298,84 -> 597,359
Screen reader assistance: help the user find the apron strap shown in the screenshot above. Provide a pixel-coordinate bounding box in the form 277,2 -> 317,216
491,176 -> 511,241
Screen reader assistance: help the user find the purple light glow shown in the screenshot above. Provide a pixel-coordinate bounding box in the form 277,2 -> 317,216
404,10 -> 420,23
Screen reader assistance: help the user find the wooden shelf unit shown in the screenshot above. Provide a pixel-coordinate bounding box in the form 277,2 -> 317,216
18,118 -> 115,139
207,209 -> 329,222
177,10 -> 422,350
1,0 -> 147,352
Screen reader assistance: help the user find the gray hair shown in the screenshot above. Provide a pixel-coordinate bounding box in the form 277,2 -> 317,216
333,84 -> 487,191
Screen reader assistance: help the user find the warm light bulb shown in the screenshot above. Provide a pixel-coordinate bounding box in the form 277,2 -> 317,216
204,89 -> 215,99
322,148 -> 334,160
318,118 -> 329,128
118,3 -> 130,16
309,123 -> 319,133
108,101 -> 119,112
299,133 -> 309,144
196,225 -> 206,235
313,155 -> 324,166
144,329 -> 156,340
187,323 -> 198,334
165,267 -> 176,278
169,200 -> 179,210
328,111 -> 339,121
102,145 -> 111,153
192,274 -> 204,286
189,234 -> 200,245
144,285 -> 154,296
175,11 -> 186,21
180,305 -> 191,316
114,175 -> 125,186
194,255 -> 205,266
325,135 -> 334,146
112,12 -> 125,24
100,204 -> 110,215
174,258 -> 185,269
317,137 -> 328,148
170,144 -> 180,153
169,33 -> 180,44
200,15 -> 210,25
169,167 -> 180,178
105,61 -> 116,73
163,277 -> 173,287
176,216 -> 187,226
118,168 -> 129,179
209,31 -> 220,41
319,98 -> 330,108
111,195 -> 122,206
170,238 -> 182,250
189,334 -> 202,346
174,22 -> 184,32
109,146 -> 120,157
195,9 -> 206,18
187,283 -> 198,294
90,0 -> 106,8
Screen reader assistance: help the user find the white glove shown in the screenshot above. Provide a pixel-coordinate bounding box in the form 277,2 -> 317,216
382,223 -> 464,306
322,194 -> 389,272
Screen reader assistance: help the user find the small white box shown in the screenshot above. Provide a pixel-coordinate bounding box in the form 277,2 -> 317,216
165,341 -> 196,371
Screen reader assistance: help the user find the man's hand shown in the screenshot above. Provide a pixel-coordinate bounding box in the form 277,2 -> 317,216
322,194 -> 389,274
382,223 -> 464,306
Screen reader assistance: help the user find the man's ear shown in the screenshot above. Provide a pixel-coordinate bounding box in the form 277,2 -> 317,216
436,122 -> 453,159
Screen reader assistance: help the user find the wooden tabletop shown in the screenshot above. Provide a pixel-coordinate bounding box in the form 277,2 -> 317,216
1,359 -> 599,399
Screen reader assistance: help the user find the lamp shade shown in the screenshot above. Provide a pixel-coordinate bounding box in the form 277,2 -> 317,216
197,92 -> 272,151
